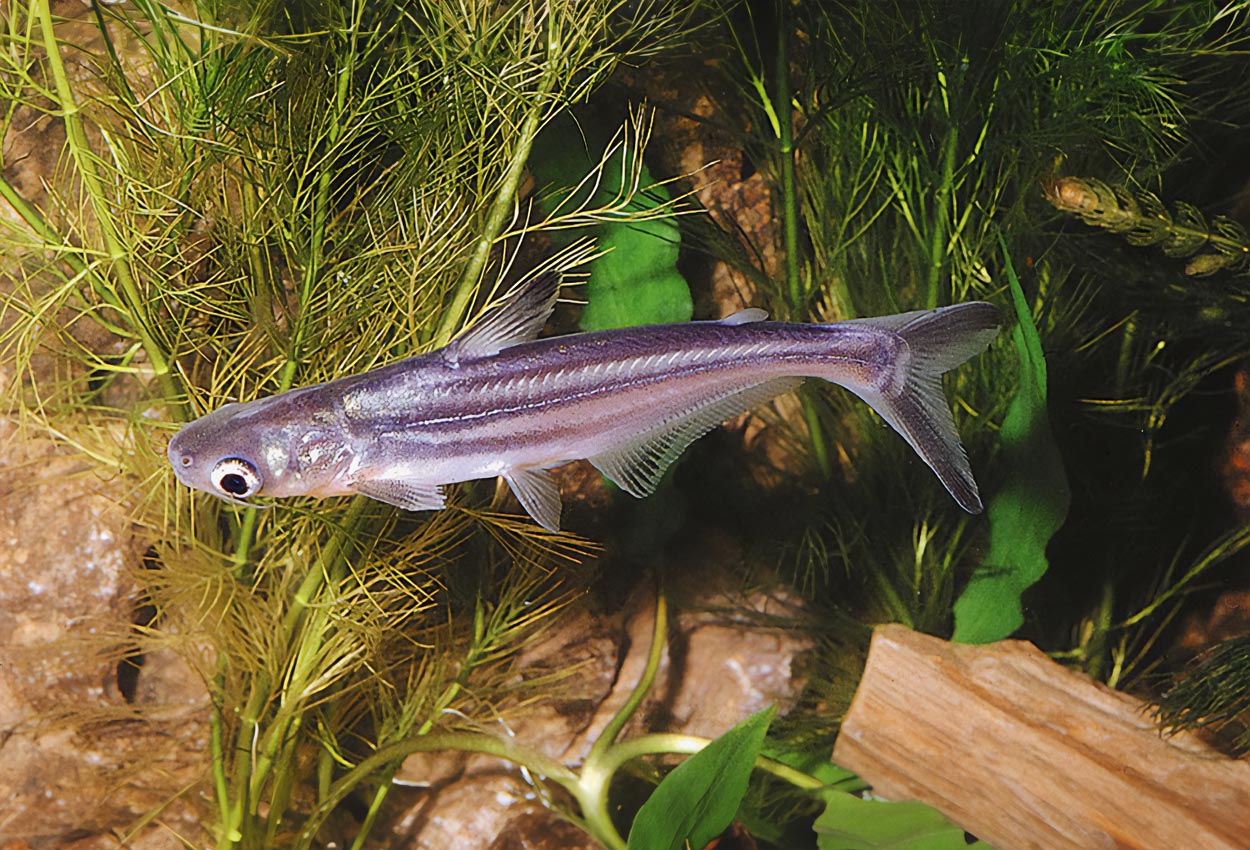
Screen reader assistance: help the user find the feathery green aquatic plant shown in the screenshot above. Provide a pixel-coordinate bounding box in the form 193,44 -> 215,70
696,0 -> 1250,726
0,0 -> 703,846
531,110 -> 695,331
1158,634 -> 1250,754
5,0 -> 1250,846
1044,174 -> 1250,277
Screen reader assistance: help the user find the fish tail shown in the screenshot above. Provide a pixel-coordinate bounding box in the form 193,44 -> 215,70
838,302 -> 1001,512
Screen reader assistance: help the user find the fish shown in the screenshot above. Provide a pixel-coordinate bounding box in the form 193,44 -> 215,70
168,272 -> 1000,531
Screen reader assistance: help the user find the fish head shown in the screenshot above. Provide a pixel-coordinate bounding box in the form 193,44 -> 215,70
168,391 -> 353,505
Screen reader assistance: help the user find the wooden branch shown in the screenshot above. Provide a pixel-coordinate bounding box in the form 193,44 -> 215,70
832,624 -> 1250,850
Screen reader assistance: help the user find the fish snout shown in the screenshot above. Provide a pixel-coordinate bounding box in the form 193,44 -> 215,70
166,430 -> 198,485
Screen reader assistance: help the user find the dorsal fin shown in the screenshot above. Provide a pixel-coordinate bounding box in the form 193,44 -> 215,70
444,272 -> 561,365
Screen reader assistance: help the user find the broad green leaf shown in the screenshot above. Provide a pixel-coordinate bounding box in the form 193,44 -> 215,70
952,239 -> 1070,643
814,789 -> 991,850
530,114 -> 692,331
736,747 -> 863,849
760,741 -> 862,790
627,706 -> 774,850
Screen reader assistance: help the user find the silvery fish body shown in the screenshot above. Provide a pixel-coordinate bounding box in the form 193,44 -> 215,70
168,273 -> 1000,530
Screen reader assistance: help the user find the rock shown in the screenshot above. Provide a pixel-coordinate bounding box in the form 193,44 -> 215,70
0,7 -> 210,846
392,545 -> 814,849
0,430 -> 209,847
485,811 -> 605,850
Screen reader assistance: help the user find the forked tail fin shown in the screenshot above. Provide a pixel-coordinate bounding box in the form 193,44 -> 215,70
842,302 -> 1001,512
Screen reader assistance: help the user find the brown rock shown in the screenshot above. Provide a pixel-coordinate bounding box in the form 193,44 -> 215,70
486,811 -> 604,850
0,8 -> 210,846
0,427 -> 210,847
393,556 -> 814,849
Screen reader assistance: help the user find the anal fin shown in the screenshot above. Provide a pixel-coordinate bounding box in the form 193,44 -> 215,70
589,376 -> 803,499
353,479 -> 446,512
503,467 -> 563,532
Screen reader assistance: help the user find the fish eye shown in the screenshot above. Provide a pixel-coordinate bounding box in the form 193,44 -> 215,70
211,457 -> 262,498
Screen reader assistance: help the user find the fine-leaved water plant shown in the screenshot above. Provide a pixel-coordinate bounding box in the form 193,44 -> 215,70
0,0 -> 707,846
5,0 -> 1250,846
697,0 -> 1250,688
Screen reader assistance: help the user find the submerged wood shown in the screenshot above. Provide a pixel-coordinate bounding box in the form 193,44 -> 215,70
833,624 -> 1250,850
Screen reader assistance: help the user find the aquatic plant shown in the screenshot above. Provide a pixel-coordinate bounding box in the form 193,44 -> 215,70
4,0 -> 1250,846
291,589 -> 976,850
1044,174 -> 1250,276
1158,633 -> 1250,754
0,0 -> 702,846
698,0 -> 1250,679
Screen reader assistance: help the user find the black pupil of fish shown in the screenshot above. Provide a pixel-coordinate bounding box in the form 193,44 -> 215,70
220,473 -> 250,495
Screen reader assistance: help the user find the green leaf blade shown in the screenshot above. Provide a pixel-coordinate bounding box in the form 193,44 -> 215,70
627,707 -> 775,850
530,115 -> 692,332
952,240 -> 1070,644
814,789 -> 991,850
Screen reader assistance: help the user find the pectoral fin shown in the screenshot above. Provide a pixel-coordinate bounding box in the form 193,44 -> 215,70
503,467 -> 562,532
589,376 -> 803,498
353,479 -> 446,512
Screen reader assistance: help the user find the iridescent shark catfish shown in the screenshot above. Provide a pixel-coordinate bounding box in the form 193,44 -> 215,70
168,273 -> 1000,531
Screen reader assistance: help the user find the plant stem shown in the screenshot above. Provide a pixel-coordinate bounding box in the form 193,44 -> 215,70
263,726 -> 303,849
240,181 -> 280,352
302,731 -> 583,846
1121,522 -> 1250,629
434,24 -> 563,347
0,176 -> 88,277
760,0 -> 831,480
340,592 -> 521,850
596,732 -> 843,792
925,72 -> 958,310
230,509 -> 259,574
305,728 -> 845,850
218,498 -> 370,849
217,21 -> 373,839
573,589 -> 668,849
800,392 -> 833,479
1085,579 -> 1114,683
209,701 -> 232,837
347,785 -> 390,850
281,3 -> 363,393
33,0 -> 174,391
772,0 -> 801,313
296,584 -> 853,850
589,590 -> 667,759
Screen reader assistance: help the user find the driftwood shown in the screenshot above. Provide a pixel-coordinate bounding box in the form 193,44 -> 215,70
832,624 -> 1250,850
